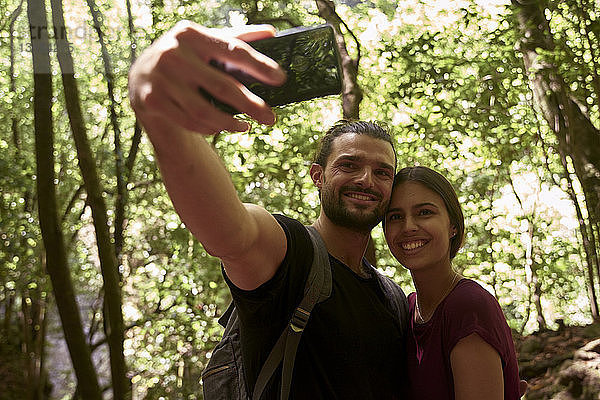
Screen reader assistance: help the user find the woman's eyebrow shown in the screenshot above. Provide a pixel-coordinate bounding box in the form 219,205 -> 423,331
414,202 -> 440,209
386,202 -> 440,213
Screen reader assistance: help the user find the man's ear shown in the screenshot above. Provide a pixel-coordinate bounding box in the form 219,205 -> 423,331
310,163 -> 324,189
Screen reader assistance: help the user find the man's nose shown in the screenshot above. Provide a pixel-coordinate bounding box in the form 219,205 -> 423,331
355,168 -> 374,188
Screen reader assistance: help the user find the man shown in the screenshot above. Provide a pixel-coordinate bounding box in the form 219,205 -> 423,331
128,21 -> 408,398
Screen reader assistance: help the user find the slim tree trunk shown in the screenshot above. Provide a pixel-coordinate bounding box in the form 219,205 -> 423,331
27,1 -> 102,397
34,290 -> 48,400
531,263 -> 547,331
9,0 -> 24,149
487,178 -> 500,298
20,290 -> 33,390
3,292 -> 15,338
519,287 -> 533,335
315,0 -> 363,120
125,0 -> 143,183
85,0 -> 127,262
510,172 -> 547,330
21,287 -> 48,399
48,0 -> 128,397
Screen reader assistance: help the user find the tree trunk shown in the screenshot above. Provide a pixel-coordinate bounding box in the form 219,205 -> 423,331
35,291 -> 49,400
510,171 -> 547,330
3,291 -> 15,338
513,0 -> 600,324
512,0 -> 600,253
48,0 -> 128,397
124,0 -> 143,183
27,1 -> 102,397
559,150 -> 600,320
487,226 -> 499,299
315,0 -> 363,120
487,177 -> 501,298
85,0 -> 127,264
21,287 -> 49,399
9,0 -> 24,149
519,287 -> 533,335
527,4 -> 600,322
20,290 -> 33,390
531,262 -> 548,331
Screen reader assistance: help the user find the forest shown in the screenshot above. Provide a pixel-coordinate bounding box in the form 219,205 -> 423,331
0,0 -> 599,398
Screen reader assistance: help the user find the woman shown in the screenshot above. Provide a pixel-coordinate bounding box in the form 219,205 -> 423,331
384,166 -> 520,400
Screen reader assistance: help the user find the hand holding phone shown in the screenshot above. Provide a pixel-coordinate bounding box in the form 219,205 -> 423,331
204,24 -> 343,114
130,22 -> 286,134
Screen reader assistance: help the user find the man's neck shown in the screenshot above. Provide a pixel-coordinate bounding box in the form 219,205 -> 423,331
312,214 -> 371,275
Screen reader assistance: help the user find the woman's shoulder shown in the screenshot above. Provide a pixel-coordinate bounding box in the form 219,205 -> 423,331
453,278 -> 495,296
444,278 -> 500,313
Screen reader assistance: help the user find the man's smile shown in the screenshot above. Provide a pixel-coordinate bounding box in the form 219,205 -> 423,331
345,192 -> 378,201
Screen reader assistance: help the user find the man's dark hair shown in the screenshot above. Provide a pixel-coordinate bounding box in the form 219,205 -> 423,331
313,120 -> 396,167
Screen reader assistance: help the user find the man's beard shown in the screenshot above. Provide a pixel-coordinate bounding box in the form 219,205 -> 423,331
320,183 -> 388,234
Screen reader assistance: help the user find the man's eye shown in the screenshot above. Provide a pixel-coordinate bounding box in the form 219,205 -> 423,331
376,170 -> 393,178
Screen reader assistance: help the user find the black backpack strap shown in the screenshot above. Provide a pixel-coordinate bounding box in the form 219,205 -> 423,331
218,302 -> 236,329
364,260 -> 409,334
368,264 -> 410,388
376,273 -> 409,331
252,225 -> 331,400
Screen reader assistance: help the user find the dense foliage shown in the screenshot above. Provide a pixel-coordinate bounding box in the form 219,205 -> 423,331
0,0 -> 598,398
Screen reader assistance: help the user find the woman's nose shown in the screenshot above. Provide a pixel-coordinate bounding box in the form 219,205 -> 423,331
403,216 -> 418,232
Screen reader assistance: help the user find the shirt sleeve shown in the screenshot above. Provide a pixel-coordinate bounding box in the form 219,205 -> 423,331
441,280 -> 512,367
223,214 -> 313,329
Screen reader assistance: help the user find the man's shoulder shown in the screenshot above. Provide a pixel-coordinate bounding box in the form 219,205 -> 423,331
268,214 -> 315,273
272,214 -> 312,247
272,213 -> 308,231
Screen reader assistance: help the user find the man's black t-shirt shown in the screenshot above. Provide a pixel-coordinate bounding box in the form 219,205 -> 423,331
224,215 -> 406,399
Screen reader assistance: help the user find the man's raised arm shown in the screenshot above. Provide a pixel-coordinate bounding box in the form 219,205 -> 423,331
128,21 -> 288,290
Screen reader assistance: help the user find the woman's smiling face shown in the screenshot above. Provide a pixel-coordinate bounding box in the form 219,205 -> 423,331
384,181 -> 456,273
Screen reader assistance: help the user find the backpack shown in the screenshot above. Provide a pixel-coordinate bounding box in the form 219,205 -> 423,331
201,225 -> 408,400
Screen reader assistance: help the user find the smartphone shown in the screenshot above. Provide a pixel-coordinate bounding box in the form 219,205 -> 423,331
204,24 -> 343,114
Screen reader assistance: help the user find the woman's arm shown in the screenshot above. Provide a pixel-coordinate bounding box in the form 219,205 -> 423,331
450,333 -> 504,400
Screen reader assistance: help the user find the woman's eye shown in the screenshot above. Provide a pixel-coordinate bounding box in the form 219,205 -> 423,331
418,209 -> 434,216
